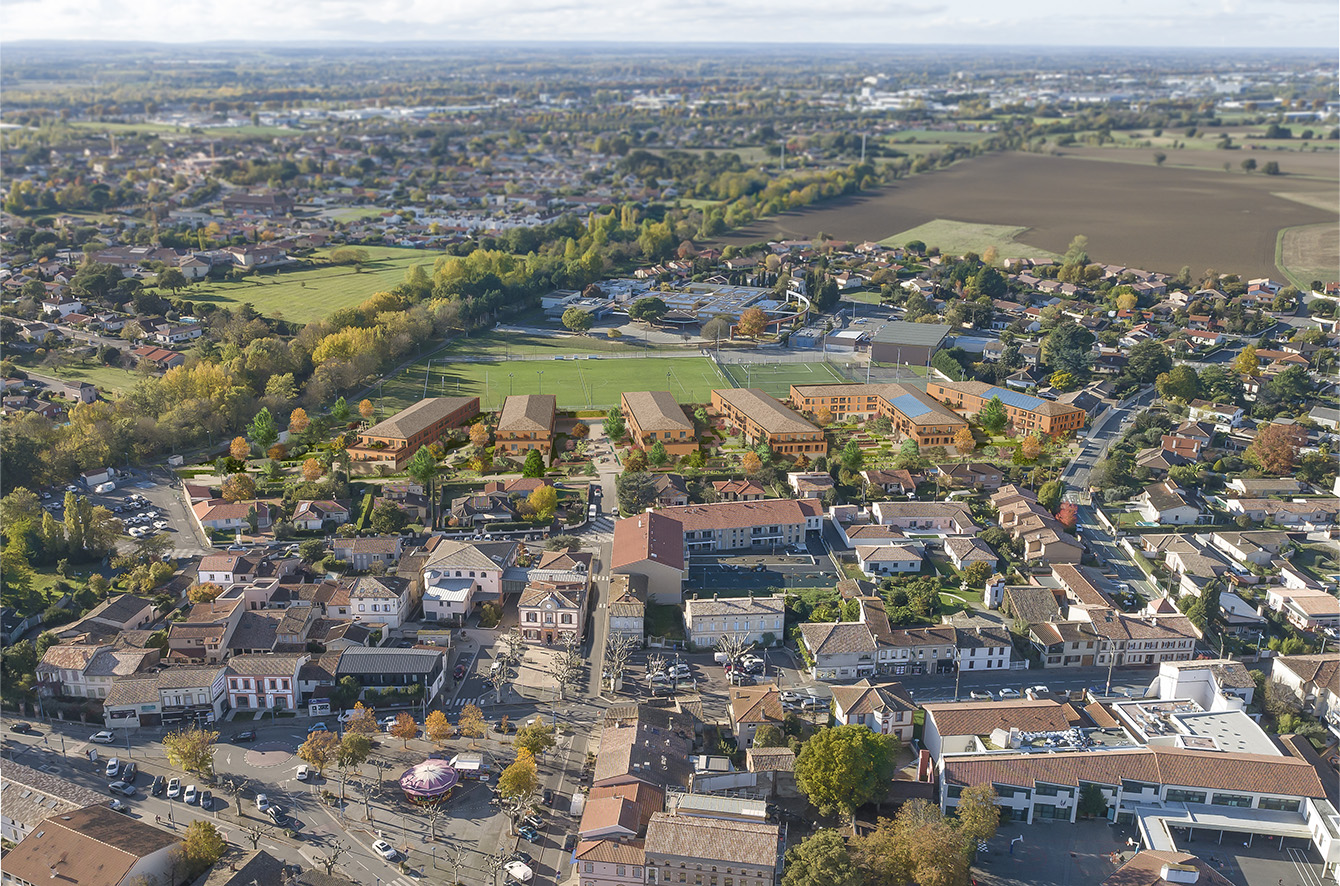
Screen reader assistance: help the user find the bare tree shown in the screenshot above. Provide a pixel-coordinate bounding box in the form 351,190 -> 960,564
484,849 -> 507,886
242,822 -> 273,850
220,776 -> 250,816
497,627 -> 527,665
485,661 -> 515,705
422,803 -> 446,842
445,845 -> 467,885
646,653 -> 668,689
551,632 -> 584,700
603,633 -> 638,692
715,633 -> 755,666
315,842 -> 348,877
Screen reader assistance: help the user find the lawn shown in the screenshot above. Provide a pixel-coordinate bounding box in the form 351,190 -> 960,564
716,360 -> 849,400
381,350 -> 729,412
181,248 -> 442,324
840,291 -> 884,304
879,219 -> 1060,261
1278,222 -> 1340,291
11,356 -> 141,396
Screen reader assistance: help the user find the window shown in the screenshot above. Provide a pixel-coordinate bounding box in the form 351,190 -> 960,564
1210,793 -> 1252,808
584,864 -> 594,873
358,604 -> 366,612
1259,797 -> 1300,812
617,867 -> 626,877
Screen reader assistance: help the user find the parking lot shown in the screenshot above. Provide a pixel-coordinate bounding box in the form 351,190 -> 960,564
78,469 -> 212,559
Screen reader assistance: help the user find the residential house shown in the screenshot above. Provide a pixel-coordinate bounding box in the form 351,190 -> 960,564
991,485 -> 1084,563
730,685 -> 785,748
225,654 -> 307,711
930,462 -> 1005,491
868,501 -> 978,534
711,478 -> 766,501
1188,400 -> 1244,430
421,538 -> 517,623
683,593 -> 785,648
649,473 -> 689,507
129,345 -> 185,370
191,498 -> 275,533
571,841 -> 648,886
36,645 -> 160,700
1265,587 -> 1340,634
347,397 -> 480,472
291,500 -> 351,531
944,536 -> 1000,571
607,574 -> 647,642
346,575 -> 412,628
332,536 -> 404,571
1271,653 -> 1339,725
102,665 -> 229,729
1225,498 -> 1340,529
1,805 -> 182,886
166,598 -> 244,663
621,391 -> 697,457
861,469 -> 918,496
710,388 -> 827,458
496,394 -> 557,458
855,544 -> 923,576
656,498 -> 823,554
593,707 -> 695,791
1137,481 -> 1201,525
787,471 -> 835,499
1226,478 -> 1304,497
55,594 -> 156,640
830,679 -> 917,740
923,698 -> 1086,760
577,781 -> 663,842
448,490 -> 518,526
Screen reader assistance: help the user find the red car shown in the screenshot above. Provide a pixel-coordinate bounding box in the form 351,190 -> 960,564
454,663 -> 467,680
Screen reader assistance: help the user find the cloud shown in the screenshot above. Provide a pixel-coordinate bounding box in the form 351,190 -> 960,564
1,0 -> 1334,44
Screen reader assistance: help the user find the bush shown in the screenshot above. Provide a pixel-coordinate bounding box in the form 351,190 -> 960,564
479,602 -> 503,628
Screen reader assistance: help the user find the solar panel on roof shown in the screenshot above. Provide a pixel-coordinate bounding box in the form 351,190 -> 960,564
889,394 -> 935,419
986,386 -> 1043,411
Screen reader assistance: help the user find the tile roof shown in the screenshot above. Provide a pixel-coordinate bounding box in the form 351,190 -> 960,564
0,761 -> 109,830
497,394 -> 556,433
424,538 -> 511,571
104,677 -> 161,707
1274,653 -> 1340,694
943,746 -> 1326,799
39,644 -> 104,672
2,805 -> 180,886
336,647 -> 444,676
611,510 -> 685,572
622,391 -> 693,431
831,679 -> 916,718
714,388 -> 819,435
644,813 -> 780,867
945,536 -> 999,563
80,594 -> 154,626
346,575 -> 409,600
730,685 -> 785,727
798,621 -> 878,656
685,593 -> 785,619
658,498 -> 822,534
745,747 -> 796,772
226,653 -> 307,676
924,698 -> 1085,736
361,396 -> 478,440
1102,850 -> 1236,886
573,839 -> 647,865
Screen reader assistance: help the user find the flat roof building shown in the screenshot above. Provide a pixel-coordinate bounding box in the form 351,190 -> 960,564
869,321 -> 951,365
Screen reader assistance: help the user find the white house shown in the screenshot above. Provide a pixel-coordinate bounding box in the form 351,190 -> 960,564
1271,653 -> 1339,727
225,653 -> 307,712
291,500 -> 351,531
683,593 -> 786,648
830,679 -> 917,740
855,544 -> 924,576
1188,400 -> 1244,430
421,539 -> 513,624
1137,481 -> 1200,525
346,575 -> 412,628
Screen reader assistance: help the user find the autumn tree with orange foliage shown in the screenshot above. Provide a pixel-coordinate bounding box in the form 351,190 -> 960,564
230,436 -> 250,461
302,458 -> 323,482
359,399 -> 375,420
289,407 -> 310,434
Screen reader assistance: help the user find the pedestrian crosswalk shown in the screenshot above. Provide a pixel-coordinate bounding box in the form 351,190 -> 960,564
446,696 -> 489,709
583,515 -> 615,541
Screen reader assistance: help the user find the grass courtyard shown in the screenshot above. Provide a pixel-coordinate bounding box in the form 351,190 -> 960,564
716,360 -> 850,399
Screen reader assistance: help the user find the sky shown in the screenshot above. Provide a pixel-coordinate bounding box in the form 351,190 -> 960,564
2,0 -> 1337,46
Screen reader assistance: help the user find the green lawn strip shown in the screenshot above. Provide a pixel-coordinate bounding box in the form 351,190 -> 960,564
878,219 -> 1060,260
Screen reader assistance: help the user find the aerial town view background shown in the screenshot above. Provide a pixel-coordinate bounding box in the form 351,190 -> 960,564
0,15 -> 1338,886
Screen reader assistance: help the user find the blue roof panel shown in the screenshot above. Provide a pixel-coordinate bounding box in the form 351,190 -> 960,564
986,386 -> 1043,411
890,393 -> 934,419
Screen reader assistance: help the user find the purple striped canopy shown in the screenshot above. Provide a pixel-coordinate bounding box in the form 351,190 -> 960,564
399,759 -> 460,799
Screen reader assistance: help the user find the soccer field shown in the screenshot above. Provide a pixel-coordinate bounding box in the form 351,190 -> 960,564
716,360 -> 851,399
380,355 -> 731,412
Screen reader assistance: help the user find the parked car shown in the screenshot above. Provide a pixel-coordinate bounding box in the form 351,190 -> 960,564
542,788 -> 555,806
105,758 -> 121,779
308,722 -> 328,734
969,691 -> 994,701
517,826 -> 540,842
1025,685 -> 1051,698
454,663 -> 467,680
373,840 -> 397,861
152,776 -> 167,796
167,778 -> 181,798
9,722 -> 34,734
108,781 -> 135,797
296,765 -> 311,781
520,814 -> 543,830
234,731 -> 257,743
89,731 -> 116,744
109,799 -> 129,813
120,761 -> 137,782
800,696 -> 828,710
510,850 -> 533,865
200,790 -> 212,810
266,805 -> 288,826
998,688 -> 1021,698
563,834 -> 578,851
184,785 -> 198,805
255,793 -> 271,811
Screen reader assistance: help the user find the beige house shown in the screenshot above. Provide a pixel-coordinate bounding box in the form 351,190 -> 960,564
518,579 -> 586,645
729,685 -> 785,748
497,394 -> 557,457
683,593 -> 786,648
2,805 -> 182,886
830,679 -> 917,740
643,813 -> 781,886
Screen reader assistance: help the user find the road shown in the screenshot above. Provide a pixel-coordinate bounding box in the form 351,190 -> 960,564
1060,385 -> 1157,490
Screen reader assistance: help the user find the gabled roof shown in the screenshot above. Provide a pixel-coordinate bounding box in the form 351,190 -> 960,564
730,685 -> 784,727
611,510 -> 685,572
924,698 -> 1085,736
831,679 -> 916,718
645,813 -> 780,867
622,391 -> 693,431
798,621 -> 878,656
498,394 -> 557,433
2,805 -> 180,886
360,396 -> 477,441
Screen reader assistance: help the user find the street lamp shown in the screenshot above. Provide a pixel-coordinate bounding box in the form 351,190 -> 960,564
508,373 -> 513,396
536,370 -> 544,395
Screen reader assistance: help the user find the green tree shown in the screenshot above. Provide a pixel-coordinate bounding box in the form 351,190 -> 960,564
1041,322 -> 1094,377
163,725 -> 220,777
406,445 -> 438,526
1126,340 -> 1172,382
521,449 -> 545,478
331,397 -> 352,422
370,500 -> 411,534
968,266 -> 1008,299
514,721 -> 556,756
702,316 -> 732,343
157,268 -> 189,293
978,396 -> 1008,435
1155,366 -> 1201,403
1241,158 -> 1257,173
182,820 -> 227,873
955,784 -> 1002,846
248,407 -> 279,452
794,725 -> 899,817
839,439 -> 864,473
616,471 -> 657,516
496,748 -> 540,802
648,440 -> 669,467
1037,480 -> 1064,513
603,407 -> 626,440
628,297 -> 668,324
782,830 -> 861,886
962,560 -> 994,588
561,307 -> 594,334
297,730 -> 340,775
751,724 -> 788,748
527,485 -> 558,521
1078,782 -> 1108,818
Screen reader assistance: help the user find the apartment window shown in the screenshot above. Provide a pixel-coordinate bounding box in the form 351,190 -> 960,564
1259,797 -> 1300,812
1210,793 -> 1253,808
526,613 -> 536,622
617,867 -> 626,877
358,604 -> 366,612
584,864 -> 594,874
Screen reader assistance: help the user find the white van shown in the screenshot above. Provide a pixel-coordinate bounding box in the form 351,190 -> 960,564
713,652 -> 731,664
504,861 -> 534,883
94,481 -> 116,494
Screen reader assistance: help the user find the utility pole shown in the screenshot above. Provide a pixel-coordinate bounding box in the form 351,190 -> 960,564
780,140 -> 785,173
860,133 -> 866,164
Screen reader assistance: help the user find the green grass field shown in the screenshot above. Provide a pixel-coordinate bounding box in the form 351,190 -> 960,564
381,354 -> 729,412
10,356 -> 140,396
183,247 -> 441,324
716,360 -> 849,399
879,219 -> 1060,261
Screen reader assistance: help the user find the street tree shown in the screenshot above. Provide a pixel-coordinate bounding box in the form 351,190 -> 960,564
616,471 -> 657,515
794,724 -> 899,818
646,653 -> 668,690
230,436 -> 250,461
422,803 -> 447,843
344,702 -> 379,735
390,712 -> 419,748
457,704 -> 487,747
220,776 -> 250,815
550,635 -> 584,700
315,842 -> 349,877
425,710 -> 454,747
182,820 -> 226,873
241,822 -> 273,851
716,633 -> 756,663
298,729 -> 340,775
515,721 -> 556,757
337,732 -> 373,801
953,426 -> 976,456
497,748 -> 540,804
163,725 -> 219,778
521,449 -> 545,478
603,633 -> 638,691
527,485 -> 557,521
